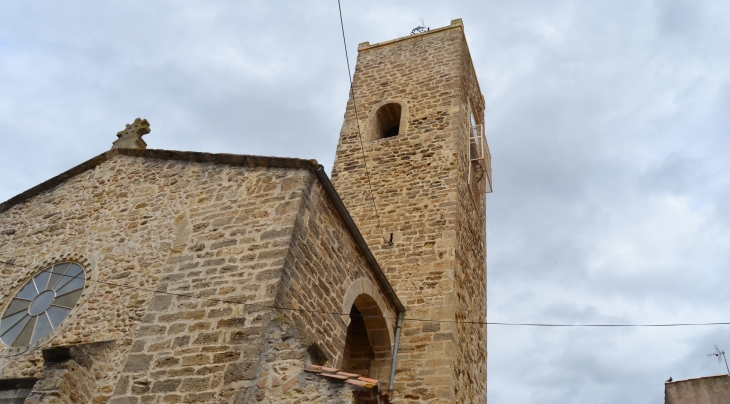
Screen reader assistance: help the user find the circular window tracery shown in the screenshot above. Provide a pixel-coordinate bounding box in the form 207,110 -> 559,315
0,263 -> 86,347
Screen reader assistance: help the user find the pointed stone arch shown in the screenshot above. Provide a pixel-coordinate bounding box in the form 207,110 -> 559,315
340,278 -> 394,382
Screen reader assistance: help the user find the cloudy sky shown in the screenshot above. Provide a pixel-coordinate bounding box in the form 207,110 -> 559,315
2,1 -> 730,402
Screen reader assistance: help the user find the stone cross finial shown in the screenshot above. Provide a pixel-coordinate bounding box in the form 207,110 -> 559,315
112,118 -> 150,150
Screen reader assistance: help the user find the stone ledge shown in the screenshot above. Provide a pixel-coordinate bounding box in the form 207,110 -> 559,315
357,18 -> 463,51
667,374 -> 729,384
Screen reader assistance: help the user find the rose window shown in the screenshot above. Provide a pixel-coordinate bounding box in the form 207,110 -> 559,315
0,263 -> 86,347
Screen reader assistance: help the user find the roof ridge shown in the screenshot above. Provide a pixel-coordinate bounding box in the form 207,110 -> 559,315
0,148 -> 318,214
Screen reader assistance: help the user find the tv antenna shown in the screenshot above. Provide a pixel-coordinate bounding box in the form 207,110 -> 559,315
411,18 -> 429,35
707,345 -> 730,375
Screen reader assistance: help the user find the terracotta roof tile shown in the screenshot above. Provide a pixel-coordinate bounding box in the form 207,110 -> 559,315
346,379 -> 378,388
303,365 -> 322,373
335,371 -> 362,378
357,376 -> 380,385
321,373 -> 351,381
303,364 -> 390,403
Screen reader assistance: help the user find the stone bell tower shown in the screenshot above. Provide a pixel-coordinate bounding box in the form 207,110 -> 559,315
331,19 -> 491,404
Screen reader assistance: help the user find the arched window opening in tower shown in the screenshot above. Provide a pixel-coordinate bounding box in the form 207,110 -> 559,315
375,103 -> 402,139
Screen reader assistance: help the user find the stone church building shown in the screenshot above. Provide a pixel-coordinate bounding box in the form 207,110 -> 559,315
0,19 -> 490,403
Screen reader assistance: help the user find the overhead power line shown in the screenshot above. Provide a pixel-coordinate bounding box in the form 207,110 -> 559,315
3,260 -> 730,329
487,322 -> 730,327
336,0 -> 388,244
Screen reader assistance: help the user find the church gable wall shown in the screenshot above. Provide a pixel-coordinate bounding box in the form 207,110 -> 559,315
0,154 -> 312,403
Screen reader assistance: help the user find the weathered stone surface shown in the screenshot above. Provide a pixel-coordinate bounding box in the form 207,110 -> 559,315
25,340 -> 121,403
223,362 -> 257,384
151,379 -> 182,393
123,355 -> 153,373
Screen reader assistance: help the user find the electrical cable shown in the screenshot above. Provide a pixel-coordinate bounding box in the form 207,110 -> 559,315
336,0 -> 388,244
2,260 -> 730,328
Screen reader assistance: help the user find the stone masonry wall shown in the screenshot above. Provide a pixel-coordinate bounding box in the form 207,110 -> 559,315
0,153 -> 322,403
243,314 -> 360,404
0,154 -> 197,388
107,160 -> 311,404
331,22 -> 487,403
252,173 -> 398,400
26,341 -> 118,404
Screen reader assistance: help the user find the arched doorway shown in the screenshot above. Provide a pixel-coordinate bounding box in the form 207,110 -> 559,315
341,294 -> 392,380
342,305 -> 373,375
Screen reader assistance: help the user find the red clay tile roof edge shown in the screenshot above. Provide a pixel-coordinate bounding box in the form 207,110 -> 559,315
303,364 -> 391,402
